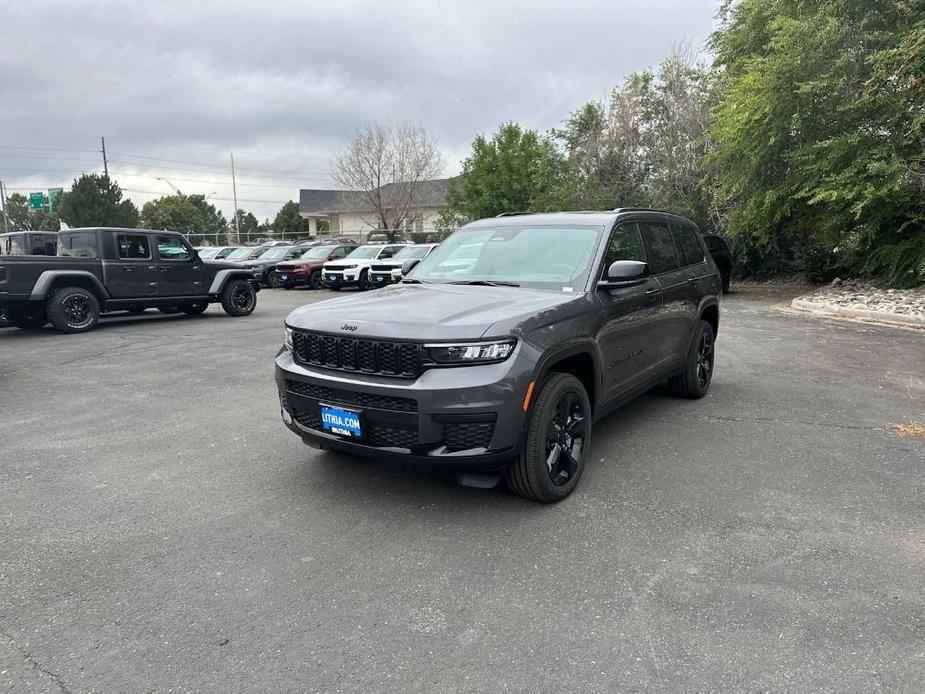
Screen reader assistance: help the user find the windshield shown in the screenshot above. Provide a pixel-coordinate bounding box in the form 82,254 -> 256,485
261,247 -> 292,260
394,245 -> 432,259
226,247 -> 255,260
345,245 -> 383,260
300,246 -> 332,259
197,248 -> 219,258
407,226 -> 602,291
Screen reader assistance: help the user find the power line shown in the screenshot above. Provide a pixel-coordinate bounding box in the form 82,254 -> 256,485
109,170 -> 302,189
108,150 -> 329,177
0,144 -> 101,154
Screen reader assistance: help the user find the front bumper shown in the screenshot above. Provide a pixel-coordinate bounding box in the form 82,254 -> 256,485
369,269 -> 402,286
275,347 -> 534,469
322,270 -> 358,288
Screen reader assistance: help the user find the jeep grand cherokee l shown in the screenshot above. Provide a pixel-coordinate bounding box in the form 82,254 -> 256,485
276,210 -> 721,502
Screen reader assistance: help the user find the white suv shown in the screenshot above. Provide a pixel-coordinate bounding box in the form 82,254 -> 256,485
322,243 -> 410,291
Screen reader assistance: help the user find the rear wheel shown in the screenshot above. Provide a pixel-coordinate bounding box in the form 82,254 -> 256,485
667,320 -> 715,398
6,306 -> 48,330
220,279 -> 256,316
46,286 -> 100,333
505,373 -> 591,503
309,270 -> 323,290
181,301 -> 209,315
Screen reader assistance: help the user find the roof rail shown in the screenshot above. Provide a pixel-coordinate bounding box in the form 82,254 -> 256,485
495,211 -> 530,217
612,206 -> 683,216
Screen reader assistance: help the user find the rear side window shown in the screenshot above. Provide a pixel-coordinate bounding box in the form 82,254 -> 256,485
117,234 -> 151,259
156,236 -> 192,261
58,231 -> 98,258
601,223 -> 646,277
672,224 -> 705,266
639,222 -> 679,274
5,235 -> 25,256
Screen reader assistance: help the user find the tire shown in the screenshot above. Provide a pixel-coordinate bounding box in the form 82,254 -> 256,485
157,306 -> 181,314
6,306 -> 48,330
267,270 -> 280,289
667,320 -> 715,399
357,270 -> 369,291
309,270 -> 323,290
181,301 -> 209,315
721,266 -> 731,294
220,279 -> 256,316
504,373 -> 592,503
46,286 -> 100,333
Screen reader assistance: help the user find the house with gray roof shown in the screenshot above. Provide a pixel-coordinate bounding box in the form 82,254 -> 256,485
298,178 -> 450,234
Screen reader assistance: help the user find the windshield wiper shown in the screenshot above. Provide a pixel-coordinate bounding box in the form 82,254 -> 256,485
448,280 -> 520,287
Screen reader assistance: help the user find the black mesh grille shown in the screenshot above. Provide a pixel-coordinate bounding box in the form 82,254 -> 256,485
285,380 -> 417,412
443,421 -> 495,451
292,330 -> 422,377
367,425 -> 419,449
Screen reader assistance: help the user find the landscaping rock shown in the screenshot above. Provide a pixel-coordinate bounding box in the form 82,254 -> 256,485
791,281 -> 925,328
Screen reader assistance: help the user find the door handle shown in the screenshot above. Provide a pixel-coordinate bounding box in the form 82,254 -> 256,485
687,277 -> 698,284
124,267 -> 134,272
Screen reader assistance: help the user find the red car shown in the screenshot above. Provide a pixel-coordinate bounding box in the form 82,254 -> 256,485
275,244 -> 353,289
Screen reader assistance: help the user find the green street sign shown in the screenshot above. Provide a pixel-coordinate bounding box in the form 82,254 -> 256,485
29,192 -> 45,211
48,188 -> 63,214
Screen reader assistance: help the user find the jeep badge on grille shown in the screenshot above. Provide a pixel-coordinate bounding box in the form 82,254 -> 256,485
341,323 -> 358,332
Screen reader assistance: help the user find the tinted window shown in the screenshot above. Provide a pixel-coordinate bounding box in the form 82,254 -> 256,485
672,223 -> 705,266
7,235 -> 25,256
156,236 -> 192,261
601,223 -> 646,277
117,234 -> 151,259
58,231 -> 98,258
331,247 -> 347,259
40,239 -> 56,255
639,222 -> 679,274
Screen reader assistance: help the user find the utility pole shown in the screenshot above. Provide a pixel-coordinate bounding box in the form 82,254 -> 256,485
101,137 -> 109,177
230,153 -> 241,243
0,180 -> 9,233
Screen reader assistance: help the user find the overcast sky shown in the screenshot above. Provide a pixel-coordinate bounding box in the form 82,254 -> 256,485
0,0 -> 718,223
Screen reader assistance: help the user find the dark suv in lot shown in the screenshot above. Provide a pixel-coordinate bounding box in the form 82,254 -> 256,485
276,210 -> 721,502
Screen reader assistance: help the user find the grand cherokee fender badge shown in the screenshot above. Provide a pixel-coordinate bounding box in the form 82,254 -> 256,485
341,323 -> 358,332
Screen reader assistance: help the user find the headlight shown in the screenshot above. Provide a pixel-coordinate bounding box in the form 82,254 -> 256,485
426,339 -> 516,365
284,325 -> 293,351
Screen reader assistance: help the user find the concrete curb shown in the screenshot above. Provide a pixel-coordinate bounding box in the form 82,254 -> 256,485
791,297 -> 925,329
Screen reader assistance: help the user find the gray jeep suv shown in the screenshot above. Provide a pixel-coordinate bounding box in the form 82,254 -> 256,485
276,210 -> 721,502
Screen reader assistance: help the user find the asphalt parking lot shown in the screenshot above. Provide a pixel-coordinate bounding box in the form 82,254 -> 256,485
2,286 -> 923,693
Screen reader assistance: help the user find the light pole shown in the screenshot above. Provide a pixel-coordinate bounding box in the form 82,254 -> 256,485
156,177 -> 182,195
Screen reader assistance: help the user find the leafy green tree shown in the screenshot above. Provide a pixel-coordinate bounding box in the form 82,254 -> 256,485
446,123 -> 565,221
2,193 -> 62,231
273,200 -> 308,240
709,0 -> 925,285
140,194 -> 227,244
234,209 -> 259,243
56,174 -> 139,228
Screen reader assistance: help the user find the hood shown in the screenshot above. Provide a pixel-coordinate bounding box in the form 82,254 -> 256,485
277,258 -> 325,269
285,282 -> 586,341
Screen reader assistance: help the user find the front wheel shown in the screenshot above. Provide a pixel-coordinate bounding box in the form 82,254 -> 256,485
667,320 -> 715,398
309,270 -> 323,290
46,286 -> 100,333
357,270 -> 369,291
220,279 -> 256,316
505,373 -> 592,503
267,270 -> 280,288
6,306 -> 48,330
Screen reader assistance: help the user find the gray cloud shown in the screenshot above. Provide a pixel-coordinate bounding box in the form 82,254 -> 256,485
1,0 -> 717,221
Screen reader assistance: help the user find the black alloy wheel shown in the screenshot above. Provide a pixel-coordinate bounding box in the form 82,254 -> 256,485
543,390 -> 589,488
309,270 -> 323,290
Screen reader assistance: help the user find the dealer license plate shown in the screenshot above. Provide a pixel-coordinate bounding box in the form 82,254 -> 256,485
320,405 -> 362,438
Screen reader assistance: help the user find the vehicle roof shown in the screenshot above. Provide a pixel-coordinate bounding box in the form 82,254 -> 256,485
60,226 -> 188,236
463,209 -> 697,228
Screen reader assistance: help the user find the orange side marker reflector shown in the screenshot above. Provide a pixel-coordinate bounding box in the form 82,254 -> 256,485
523,381 -> 536,411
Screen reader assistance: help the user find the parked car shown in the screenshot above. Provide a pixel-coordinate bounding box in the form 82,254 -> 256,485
1,231 -> 58,256
275,245 -> 354,290
225,246 -> 271,263
321,243 -> 410,290
296,237 -> 359,249
703,234 -> 732,293
240,245 -> 305,287
0,227 -> 259,333
277,210 -> 721,502
369,244 -> 439,286
367,233 -> 408,245
196,246 -> 240,260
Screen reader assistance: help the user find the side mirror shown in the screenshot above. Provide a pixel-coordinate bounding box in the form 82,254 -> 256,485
401,258 -> 421,275
599,260 -> 650,286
